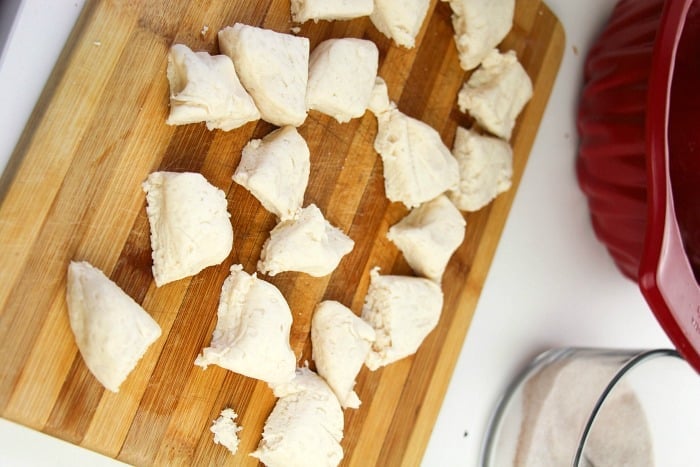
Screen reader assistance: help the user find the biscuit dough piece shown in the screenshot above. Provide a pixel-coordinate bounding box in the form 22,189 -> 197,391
370,0 -> 430,48
448,126 -> 513,211
218,23 -> 309,127
233,126 -> 310,221
367,76 -> 394,116
195,265 -> 296,385
311,301 -> 376,409
65,261 -> 162,392
373,105 -> 459,208
291,0 -> 374,23
306,38 -> 379,123
387,195 -> 466,282
210,408 -> 242,455
165,44 -> 260,131
362,268 -> 444,370
457,49 -> 533,140
443,0 -> 515,71
258,204 -> 354,277
142,171 -> 233,287
252,367 -> 344,467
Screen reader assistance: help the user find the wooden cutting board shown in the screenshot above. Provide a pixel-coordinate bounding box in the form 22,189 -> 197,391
0,0 -> 564,465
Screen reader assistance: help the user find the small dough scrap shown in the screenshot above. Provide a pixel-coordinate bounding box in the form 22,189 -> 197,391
291,0 -> 374,23
218,23 -> 309,127
306,38 -> 379,123
210,408 -> 242,455
387,195 -> 466,282
233,126 -> 310,221
258,204 -> 354,277
195,265 -> 296,385
443,0 -> 515,71
65,261 -> 161,392
374,106 -> 459,208
362,268 -> 443,370
457,49 -> 533,140
142,171 -> 233,287
367,76 -> 394,116
165,44 -> 260,131
252,367 -> 344,467
448,126 -> 513,211
370,0 -> 430,48
311,301 -> 376,409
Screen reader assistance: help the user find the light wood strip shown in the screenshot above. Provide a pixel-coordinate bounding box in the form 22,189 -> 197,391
0,2 -> 138,311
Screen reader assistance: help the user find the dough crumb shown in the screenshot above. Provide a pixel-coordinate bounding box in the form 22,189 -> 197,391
211,408 -> 242,455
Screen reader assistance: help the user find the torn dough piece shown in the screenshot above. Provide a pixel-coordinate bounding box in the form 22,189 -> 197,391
165,44 -> 260,131
370,0 -> 431,48
372,97 -> 459,208
258,204 -> 354,277
65,261 -> 161,392
211,408 -> 242,455
252,367 -> 344,467
142,171 -> 233,287
362,268 -> 443,370
311,301 -> 376,409
387,194 -> 466,282
457,49 -> 533,140
233,126 -> 310,221
306,38 -> 379,123
218,23 -> 309,127
443,0 -> 515,71
291,0 -> 374,23
448,126 -> 513,211
367,76 -> 394,116
195,265 -> 296,385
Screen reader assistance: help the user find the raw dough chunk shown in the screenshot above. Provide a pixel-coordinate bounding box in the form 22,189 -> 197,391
165,44 -> 260,131
142,171 -> 233,287
291,0 -> 374,23
387,194 -> 466,282
370,0 -> 430,48
210,408 -> 242,455
362,268 -> 443,370
233,126 -> 310,221
218,23 -> 309,127
367,76 -> 394,116
306,38 -> 379,123
448,126 -> 513,211
457,49 -> 533,140
65,261 -> 161,392
258,204 -> 354,277
443,0 -> 515,71
311,301 -> 376,409
372,101 -> 459,208
195,265 -> 296,385
252,367 -> 344,467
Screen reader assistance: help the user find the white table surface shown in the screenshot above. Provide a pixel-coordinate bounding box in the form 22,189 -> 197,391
0,1 -> 675,465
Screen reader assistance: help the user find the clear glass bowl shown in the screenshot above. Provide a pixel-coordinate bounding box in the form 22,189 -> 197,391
482,347 -> 700,466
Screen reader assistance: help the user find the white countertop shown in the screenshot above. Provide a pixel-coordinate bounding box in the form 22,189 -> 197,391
0,1 -> 674,465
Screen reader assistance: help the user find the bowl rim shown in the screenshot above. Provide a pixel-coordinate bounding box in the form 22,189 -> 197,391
573,348 -> 681,465
639,0 -> 700,373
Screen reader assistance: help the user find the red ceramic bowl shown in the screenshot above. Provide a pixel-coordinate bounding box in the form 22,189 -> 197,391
577,0 -> 700,372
